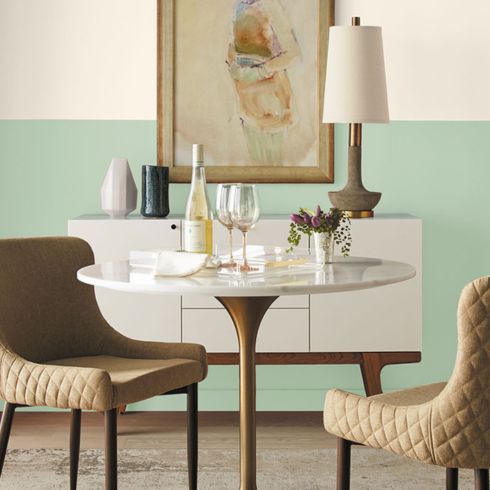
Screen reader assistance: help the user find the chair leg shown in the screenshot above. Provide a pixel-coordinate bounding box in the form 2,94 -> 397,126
187,383 -> 198,490
337,438 -> 352,490
0,403 -> 16,476
105,408 -> 118,490
475,469 -> 489,490
446,468 -> 458,490
70,409 -> 81,489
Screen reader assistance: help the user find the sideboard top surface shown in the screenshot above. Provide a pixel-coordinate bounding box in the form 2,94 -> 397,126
70,213 -> 421,222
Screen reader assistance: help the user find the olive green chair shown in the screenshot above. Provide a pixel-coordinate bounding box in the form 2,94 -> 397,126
324,276 -> 490,490
0,237 -> 208,489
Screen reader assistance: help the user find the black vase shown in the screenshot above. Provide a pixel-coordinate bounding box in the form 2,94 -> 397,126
141,165 -> 170,218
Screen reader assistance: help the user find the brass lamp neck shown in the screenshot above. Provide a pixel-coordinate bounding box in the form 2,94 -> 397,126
349,123 -> 362,147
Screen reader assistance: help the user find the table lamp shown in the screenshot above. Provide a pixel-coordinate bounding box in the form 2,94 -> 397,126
323,17 -> 389,218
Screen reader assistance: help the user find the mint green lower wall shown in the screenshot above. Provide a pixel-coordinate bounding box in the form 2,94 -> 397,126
1,120 -> 489,411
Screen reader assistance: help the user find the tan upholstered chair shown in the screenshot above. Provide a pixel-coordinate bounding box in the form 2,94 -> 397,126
324,277 -> 490,490
0,237 -> 208,490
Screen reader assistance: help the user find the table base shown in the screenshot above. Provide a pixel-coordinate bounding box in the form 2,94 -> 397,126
216,296 -> 278,490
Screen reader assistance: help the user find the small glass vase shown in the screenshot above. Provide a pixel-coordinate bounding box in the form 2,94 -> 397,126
313,231 -> 334,265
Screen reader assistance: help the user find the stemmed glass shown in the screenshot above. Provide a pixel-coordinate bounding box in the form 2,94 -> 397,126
229,184 -> 260,272
216,184 -> 236,268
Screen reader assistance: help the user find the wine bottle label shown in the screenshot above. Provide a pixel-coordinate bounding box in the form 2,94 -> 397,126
183,220 -> 212,254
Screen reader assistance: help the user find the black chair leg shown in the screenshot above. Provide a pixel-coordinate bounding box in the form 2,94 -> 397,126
187,383 -> 198,490
0,403 -> 16,476
446,468 -> 458,490
337,438 -> 351,490
105,408 -> 118,490
475,469 -> 489,490
70,409 -> 81,489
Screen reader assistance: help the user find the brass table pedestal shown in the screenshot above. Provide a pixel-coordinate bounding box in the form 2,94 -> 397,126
216,296 -> 278,490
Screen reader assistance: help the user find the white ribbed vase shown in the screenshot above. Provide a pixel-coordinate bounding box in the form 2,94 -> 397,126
313,231 -> 334,265
100,157 -> 137,218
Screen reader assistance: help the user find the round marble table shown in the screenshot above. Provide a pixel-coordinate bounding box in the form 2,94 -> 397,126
78,256 -> 416,490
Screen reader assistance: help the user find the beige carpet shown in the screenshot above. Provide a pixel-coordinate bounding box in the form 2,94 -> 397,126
0,447 -> 476,489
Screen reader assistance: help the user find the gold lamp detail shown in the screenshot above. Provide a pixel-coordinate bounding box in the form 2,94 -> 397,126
323,17 -> 389,218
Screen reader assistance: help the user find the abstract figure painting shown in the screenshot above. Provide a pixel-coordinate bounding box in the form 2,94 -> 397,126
228,0 -> 300,165
158,0 -> 334,183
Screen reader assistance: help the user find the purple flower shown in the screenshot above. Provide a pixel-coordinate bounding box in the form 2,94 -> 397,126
315,205 -> 322,218
303,214 -> 312,225
311,216 -> 321,228
290,213 -> 304,225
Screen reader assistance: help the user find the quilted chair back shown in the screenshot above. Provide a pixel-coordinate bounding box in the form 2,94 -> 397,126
0,237 -> 111,363
431,276 -> 490,468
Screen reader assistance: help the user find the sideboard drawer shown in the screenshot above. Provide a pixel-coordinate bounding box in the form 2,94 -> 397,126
182,308 -> 309,353
183,309 -> 237,352
310,281 -> 420,352
257,309 -> 309,352
68,218 -> 181,261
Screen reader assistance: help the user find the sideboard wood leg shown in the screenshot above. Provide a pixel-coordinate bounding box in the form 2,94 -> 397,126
359,353 -> 383,396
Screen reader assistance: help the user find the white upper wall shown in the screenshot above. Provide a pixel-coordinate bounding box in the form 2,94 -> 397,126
0,0 -> 156,120
0,0 -> 488,120
337,0 -> 490,121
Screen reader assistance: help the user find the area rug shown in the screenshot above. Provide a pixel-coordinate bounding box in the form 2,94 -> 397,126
0,447 -> 476,489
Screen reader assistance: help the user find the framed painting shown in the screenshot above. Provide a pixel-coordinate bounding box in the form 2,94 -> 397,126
157,0 -> 334,183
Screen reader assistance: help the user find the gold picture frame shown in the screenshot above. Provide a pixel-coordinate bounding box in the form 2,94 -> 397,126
157,0 -> 334,183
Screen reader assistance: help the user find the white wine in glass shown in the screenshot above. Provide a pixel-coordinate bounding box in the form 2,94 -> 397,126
216,184 -> 236,268
229,184 -> 260,272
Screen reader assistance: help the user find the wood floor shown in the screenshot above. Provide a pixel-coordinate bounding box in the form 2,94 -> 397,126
6,411 -> 339,450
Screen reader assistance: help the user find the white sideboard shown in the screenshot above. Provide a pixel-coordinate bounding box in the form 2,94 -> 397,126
68,214 -> 422,356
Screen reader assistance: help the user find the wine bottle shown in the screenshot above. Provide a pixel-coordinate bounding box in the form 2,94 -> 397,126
183,144 -> 213,254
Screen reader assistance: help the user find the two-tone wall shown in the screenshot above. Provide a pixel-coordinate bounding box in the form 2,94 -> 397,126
1,0 -> 489,410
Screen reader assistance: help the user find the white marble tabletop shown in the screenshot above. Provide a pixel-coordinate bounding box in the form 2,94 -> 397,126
78,255 -> 416,297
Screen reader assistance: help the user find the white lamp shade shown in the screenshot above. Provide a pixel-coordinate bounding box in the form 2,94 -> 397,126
323,26 -> 389,123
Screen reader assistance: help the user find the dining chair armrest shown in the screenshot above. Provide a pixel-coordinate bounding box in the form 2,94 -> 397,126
324,388 -> 434,464
0,350 -> 113,411
105,335 -> 208,380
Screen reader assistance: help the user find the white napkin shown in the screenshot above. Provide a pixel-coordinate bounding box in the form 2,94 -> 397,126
155,251 -> 210,277
129,250 -> 210,277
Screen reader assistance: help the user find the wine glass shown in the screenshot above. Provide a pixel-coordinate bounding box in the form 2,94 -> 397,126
216,184 -> 236,268
229,184 -> 260,272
